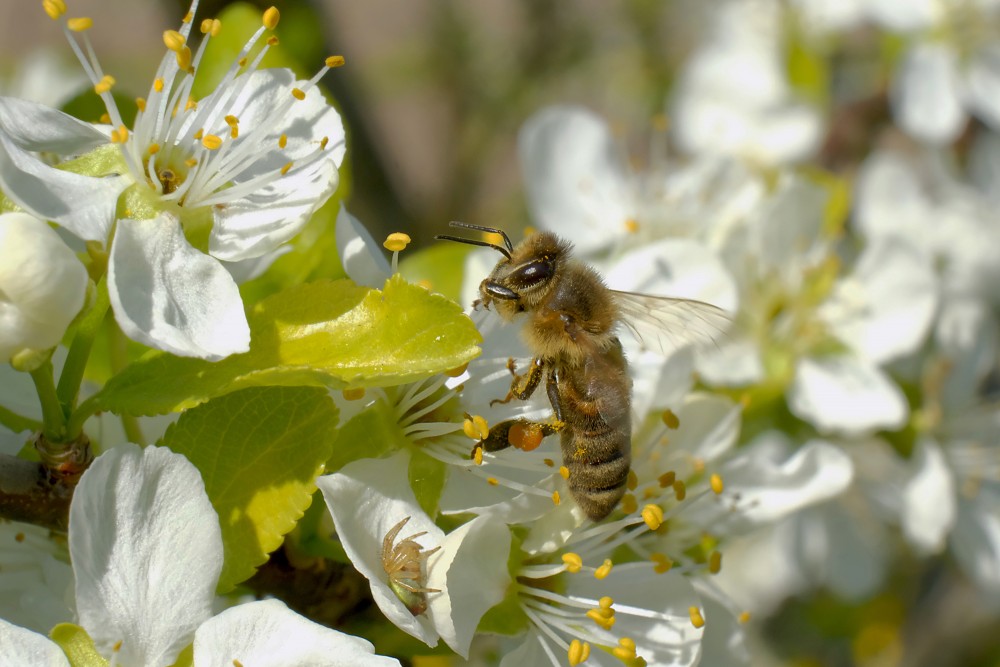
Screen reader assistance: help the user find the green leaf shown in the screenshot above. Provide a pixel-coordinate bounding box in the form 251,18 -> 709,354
408,448 -> 447,517
90,275 -> 482,416
399,241 -> 473,303
49,623 -> 108,667
326,398 -> 406,474
158,386 -> 339,591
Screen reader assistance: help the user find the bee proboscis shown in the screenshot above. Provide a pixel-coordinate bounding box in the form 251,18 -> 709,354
438,222 -> 729,521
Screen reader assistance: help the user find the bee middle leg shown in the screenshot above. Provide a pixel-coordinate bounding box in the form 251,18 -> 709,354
491,357 -> 546,406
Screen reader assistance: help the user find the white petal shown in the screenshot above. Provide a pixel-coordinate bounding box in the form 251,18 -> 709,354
693,336 -> 765,386
952,488 -> 1000,592
0,212 -> 87,358
336,205 -> 391,288
70,445 -> 223,667
0,96 -> 109,155
518,105 -> 632,253
788,356 -> 908,435
821,237 -> 938,364
669,393 -> 741,463
316,451 -> 443,647
427,515 -> 511,658
867,0 -> 939,30
718,435 -> 854,527
892,43 -> 966,144
854,150 -> 933,244
965,44 -> 1000,130
901,439 -> 956,554
0,618 -> 69,667
691,580 -> 750,667
193,599 -> 401,667
108,215 -> 250,359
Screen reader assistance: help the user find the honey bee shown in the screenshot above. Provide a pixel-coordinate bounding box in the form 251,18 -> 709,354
438,222 -> 729,521
381,516 -> 440,616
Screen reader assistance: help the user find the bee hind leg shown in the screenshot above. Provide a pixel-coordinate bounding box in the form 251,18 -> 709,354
472,418 -> 563,457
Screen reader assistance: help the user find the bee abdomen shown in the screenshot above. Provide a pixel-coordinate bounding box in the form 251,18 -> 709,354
561,431 -> 631,521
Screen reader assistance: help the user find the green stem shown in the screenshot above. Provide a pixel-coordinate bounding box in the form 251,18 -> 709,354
121,413 -> 146,446
0,404 -> 41,434
29,361 -> 66,441
56,276 -> 110,417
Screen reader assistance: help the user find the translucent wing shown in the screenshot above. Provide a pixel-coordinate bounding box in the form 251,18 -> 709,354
612,290 -> 731,354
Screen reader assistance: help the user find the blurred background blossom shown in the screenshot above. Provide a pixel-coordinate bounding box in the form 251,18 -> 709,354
2,0 -> 1000,665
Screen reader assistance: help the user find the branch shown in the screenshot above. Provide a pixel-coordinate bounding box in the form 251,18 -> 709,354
0,453 -> 74,532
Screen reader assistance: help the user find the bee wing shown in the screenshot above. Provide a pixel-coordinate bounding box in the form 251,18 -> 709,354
611,290 -> 731,354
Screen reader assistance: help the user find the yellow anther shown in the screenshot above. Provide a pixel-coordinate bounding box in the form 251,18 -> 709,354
468,415 -> 489,440
163,29 -> 186,51
201,134 -> 223,150
621,493 -> 637,515
341,387 -> 365,401
225,114 -> 239,128
99,113 -> 110,124
627,469 -> 638,491
383,232 -> 411,252
657,471 -> 675,488
14,532 -> 25,543
561,552 -> 583,573
650,552 -> 673,574
709,551 -> 722,574
473,447 -> 483,466
559,465 -> 570,480
624,218 -> 639,233
586,608 -> 615,630
234,659 -> 243,667
445,362 -> 468,378
320,136 -> 329,150
153,78 -> 164,92
486,477 -> 499,486
552,491 -> 561,506
94,75 -> 115,95
176,45 -> 192,71
201,18 -> 221,36
642,487 -> 658,500
146,143 -> 160,155
738,611 -> 751,624
111,125 -> 129,144
278,133 -> 288,149
184,157 -> 198,167
263,6 -> 280,29
568,640 -> 590,666
673,480 -> 686,501
594,558 -> 613,580
135,97 -> 147,112
42,0 -> 66,20
291,88 -> 307,101
238,56 -> 248,67
661,409 -> 680,429
267,35 -> 279,46
67,16 -> 93,31
543,458 -> 555,467
325,54 -> 346,69
280,162 -> 293,175
612,637 -> 637,660
710,473 -> 724,494
642,504 -> 664,531
185,96 -> 197,111
182,9 -> 193,22
112,639 -> 122,652
599,596 -> 614,610
689,606 -> 705,629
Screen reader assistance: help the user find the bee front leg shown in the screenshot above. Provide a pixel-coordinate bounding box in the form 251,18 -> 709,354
471,418 -> 564,457
491,357 -> 546,406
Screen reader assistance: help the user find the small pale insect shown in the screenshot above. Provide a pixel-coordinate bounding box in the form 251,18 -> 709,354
381,516 -> 441,616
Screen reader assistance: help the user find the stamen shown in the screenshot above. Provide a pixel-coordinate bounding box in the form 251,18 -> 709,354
154,77 -> 164,92
326,54 -> 346,68
627,469 -> 638,490
561,552 -> 583,573
67,16 -> 92,31
487,477 -> 499,486
552,491 -> 561,506
672,480 -> 686,501
710,473 -> 724,494
559,465 -> 570,479
280,162 -> 293,175
473,447 -> 483,465
657,471 -> 675,487
163,29 -> 186,52
342,387 -> 365,401
94,74 -> 115,94
42,0 -> 66,20
291,87 -> 306,100
445,362 -> 468,377
661,409 -> 680,429
568,639 -> 590,666
176,45 -> 192,71
383,232 -> 411,252
621,493 -> 637,514
201,134 -> 223,150
594,558 -> 613,580
136,97 -> 147,112
688,607 -> 705,629
463,415 -> 489,440
650,553 -> 673,574
263,6 -> 280,30
624,218 -> 639,234
278,133 -> 288,148
738,611 -> 751,624
201,18 -> 221,36
709,551 -> 722,574
641,504 -> 663,531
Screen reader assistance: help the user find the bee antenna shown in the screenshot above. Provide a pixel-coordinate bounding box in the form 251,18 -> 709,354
435,221 -> 513,259
446,221 -> 514,252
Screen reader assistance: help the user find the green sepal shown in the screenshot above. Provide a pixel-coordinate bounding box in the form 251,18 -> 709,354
49,623 -> 108,667
89,275 -> 482,416
158,386 -> 339,592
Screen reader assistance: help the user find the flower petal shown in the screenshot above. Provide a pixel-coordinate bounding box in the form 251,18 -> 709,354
691,580 -> 750,667
0,618 -> 69,667
316,451 -> 444,647
901,439 -> 956,554
70,444 -> 223,667
0,96 -> 109,155
964,43 -> 1000,131
193,599 -> 401,667
788,355 -> 908,435
891,43 -> 966,144
336,204 -> 391,288
108,214 -> 250,359
952,487 -> 1000,592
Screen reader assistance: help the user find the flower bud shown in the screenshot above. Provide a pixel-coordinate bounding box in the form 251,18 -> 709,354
0,212 -> 87,361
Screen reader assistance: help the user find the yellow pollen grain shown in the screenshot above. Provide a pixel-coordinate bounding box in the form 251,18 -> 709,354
163,29 -> 185,51
559,465 -> 570,480
147,143 -> 160,155
567,640 -> 590,666
135,97 -> 147,112
551,490 -> 560,506
657,471 -> 676,488
621,493 -> 637,514
651,552 -> 673,574
94,74 -> 115,95
445,362 -> 468,377
738,611 -> 751,624
176,46 -> 192,71
642,504 -> 664,531
14,532 -> 25,543
278,133 -> 288,148
153,78 -> 164,92
689,606 -> 705,629
42,0 -> 67,20
263,6 -> 280,29
594,558 -> 613,580
709,551 -> 722,574
67,16 -> 93,31
201,134 -> 223,150
561,552 -> 582,573
280,161 -> 293,175
341,387 -> 365,401
291,88 -> 306,101
661,409 -> 680,429
184,157 -> 198,167
710,474 -> 724,494
624,218 -> 639,233
673,480 -> 686,501
267,35 -> 279,46
486,477 -> 499,486
543,458 -> 555,467
627,469 -> 638,491
384,232 -> 411,252
326,54 -> 346,68
473,446 -> 483,465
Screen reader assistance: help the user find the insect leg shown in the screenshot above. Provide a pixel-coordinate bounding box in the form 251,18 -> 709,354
472,418 -> 563,456
491,357 -> 546,406
546,367 -> 564,422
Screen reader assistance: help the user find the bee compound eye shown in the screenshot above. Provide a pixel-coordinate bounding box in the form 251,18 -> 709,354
511,259 -> 552,288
